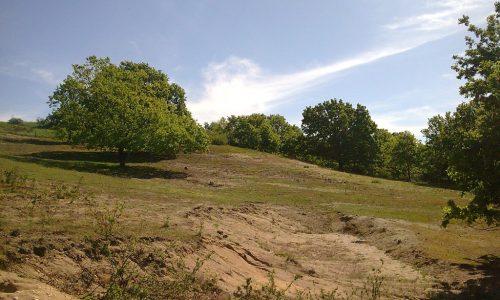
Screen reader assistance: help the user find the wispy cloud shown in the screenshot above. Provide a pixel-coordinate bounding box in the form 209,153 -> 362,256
384,0 -> 490,32
0,61 -> 61,86
189,0 -> 492,124
31,68 -> 60,85
189,47 -> 411,122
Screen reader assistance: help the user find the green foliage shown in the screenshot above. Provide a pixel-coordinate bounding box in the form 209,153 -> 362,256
301,99 -> 377,174
1,169 -> 28,192
0,121 -> 57,138
8,117 -> 23,125
208,113 -> 302,155
48,56 -> 208,167
420,115 -> 454,187
205,118 -> 229,145
94,203 -> 125,240
372,129 -> 394,178
388,131 -> 421,182
439,3 -> 500,227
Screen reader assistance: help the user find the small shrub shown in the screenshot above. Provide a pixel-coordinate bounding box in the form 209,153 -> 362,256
361,266 -> 384,300
87,246 -> 219,300
1,169 -> 28,191
161,216 -> 171,229
234,272 -> 301,300
210,132 -> 228,145
8,117 -> 23,125
94,203 -> 125,240
52,178 -> 83,202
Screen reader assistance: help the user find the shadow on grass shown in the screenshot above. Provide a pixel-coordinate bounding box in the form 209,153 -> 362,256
0,136 -> 66,146
5,153 -> 187,180
30,151 -> 167,163
429,254 -> 499,299
413,180 -> 457,190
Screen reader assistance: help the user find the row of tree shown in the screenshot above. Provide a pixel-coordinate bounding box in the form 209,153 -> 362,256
205,102 -> 425,182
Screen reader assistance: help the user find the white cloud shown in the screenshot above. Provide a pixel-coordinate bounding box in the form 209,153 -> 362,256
189,0 -> 492,124
189,47 -> 411,123
31,68 -> 60,85
384,0 -> 491,33
372,106 -> 439,137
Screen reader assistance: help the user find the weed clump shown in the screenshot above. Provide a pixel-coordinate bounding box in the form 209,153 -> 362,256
1,169 -> 28,191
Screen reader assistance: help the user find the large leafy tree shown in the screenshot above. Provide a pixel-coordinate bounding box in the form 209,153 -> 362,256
49,56 -> 208,167
440,3 -> 500,226
301,99 -> 377,173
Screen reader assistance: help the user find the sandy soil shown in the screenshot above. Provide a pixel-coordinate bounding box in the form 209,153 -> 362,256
181,204 -> 434,298
0,270 -> 76,300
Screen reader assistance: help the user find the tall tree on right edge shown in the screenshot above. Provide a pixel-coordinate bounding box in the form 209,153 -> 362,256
440,2 -> 500,227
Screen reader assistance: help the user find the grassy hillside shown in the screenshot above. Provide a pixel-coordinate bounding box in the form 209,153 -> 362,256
0,124 -> 499,299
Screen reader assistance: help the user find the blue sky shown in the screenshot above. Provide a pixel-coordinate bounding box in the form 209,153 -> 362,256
0,0 -> 494,136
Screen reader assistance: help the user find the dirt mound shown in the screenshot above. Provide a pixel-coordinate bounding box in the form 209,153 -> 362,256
0,270 -> 76,300
2,203 -> 486,299
182,204 -> 434,298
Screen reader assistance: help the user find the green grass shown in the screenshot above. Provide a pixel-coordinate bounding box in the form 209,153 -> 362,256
0,128 -> 498,266
0,130 -> 469,223
0,121 -> 57,139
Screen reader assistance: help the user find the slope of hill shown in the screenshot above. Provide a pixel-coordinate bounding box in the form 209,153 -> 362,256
0,126 -> 498,299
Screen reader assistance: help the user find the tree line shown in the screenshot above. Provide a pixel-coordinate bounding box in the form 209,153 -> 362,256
205,102 -> 428,183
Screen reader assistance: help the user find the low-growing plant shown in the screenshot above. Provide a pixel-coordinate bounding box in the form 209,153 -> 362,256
161,216 -> 171,229
234,272 -> 302,300
1,168 -> 28,191
84,244 -> 220,300
94,202 -> 125,240
53,177 -> 83,202
360,266 -> 384,300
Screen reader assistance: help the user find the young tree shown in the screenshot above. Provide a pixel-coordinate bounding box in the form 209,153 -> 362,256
440,3 -> 500,226
373,128 -> 394,178
421,115 -> 453,186
347,104 -> 378,174
204,117 -> 229,145
226,115 -> 262,149
49,56 -> 208,167
279,125 -> 303,157
389,131 -> 420,182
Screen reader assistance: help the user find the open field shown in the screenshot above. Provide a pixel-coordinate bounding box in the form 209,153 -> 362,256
0,124 -> 499,299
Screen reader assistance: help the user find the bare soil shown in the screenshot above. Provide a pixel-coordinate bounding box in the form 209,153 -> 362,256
3,202 -> 493,299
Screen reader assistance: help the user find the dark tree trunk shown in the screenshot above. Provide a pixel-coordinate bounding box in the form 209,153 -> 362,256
118,147 -> 127,168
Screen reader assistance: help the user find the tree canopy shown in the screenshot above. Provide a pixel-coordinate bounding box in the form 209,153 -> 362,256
301,99 -> 377,173
49,56 -> 208,166
205,114 -> 302,155
426,4 -> 499,226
